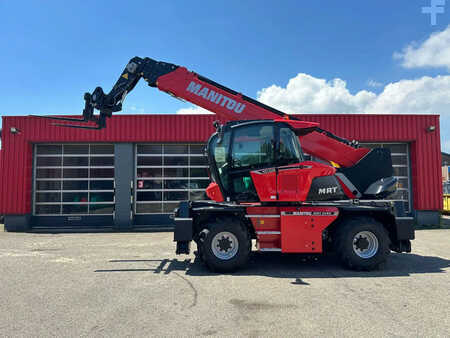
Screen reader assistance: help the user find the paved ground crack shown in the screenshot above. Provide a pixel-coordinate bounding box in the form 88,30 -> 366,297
173,271 -> 198,308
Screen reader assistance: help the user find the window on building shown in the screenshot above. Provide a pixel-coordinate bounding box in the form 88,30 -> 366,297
135,144 -> 209,214
33,144 -> 115,215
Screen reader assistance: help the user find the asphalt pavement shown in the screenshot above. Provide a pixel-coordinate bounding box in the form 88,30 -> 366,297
0,226 -> 449,337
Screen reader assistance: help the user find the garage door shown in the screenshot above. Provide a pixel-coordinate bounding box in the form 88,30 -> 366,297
33,144 -> 115,216
135,144 -> 210,215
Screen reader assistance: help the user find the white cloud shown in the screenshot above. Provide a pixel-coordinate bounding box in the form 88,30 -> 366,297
394,25 -> 450,70
176,106 -> 214,115
256,73 -> 450,116
127,105 -> 145,114
367,79 -> 383,88
257,73 -> 376,114
365,76 -> 450,114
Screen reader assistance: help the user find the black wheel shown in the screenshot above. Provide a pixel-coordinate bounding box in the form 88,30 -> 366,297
334,217 -> 390,271
200,217 -> 251,272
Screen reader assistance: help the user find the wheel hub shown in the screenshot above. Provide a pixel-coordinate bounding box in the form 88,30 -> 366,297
211,231 -> 239,260
352,231 -> 379,259
354,236 -> 370,251
217,236 -> 233,252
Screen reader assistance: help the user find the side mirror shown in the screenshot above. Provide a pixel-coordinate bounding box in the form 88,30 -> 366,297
213,120 -> 224,144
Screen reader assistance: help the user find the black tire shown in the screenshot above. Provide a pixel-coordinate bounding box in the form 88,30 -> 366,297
200,217 -> 251,272
334,217 -> 390,271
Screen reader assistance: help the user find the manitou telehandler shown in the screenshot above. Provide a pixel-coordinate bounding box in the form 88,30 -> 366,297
43,57 -> 414,272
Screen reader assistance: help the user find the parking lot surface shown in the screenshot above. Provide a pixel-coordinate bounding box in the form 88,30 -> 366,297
0,227 -> 449,337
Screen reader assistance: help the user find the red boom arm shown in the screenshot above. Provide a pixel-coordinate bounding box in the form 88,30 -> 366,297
156,67 -> 369,167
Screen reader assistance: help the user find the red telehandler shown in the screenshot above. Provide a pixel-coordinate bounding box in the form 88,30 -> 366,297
44,57 -> 414,271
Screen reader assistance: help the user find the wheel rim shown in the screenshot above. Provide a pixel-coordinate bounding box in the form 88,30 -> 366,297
352,231 -> 379,259
211,231 -> 239,260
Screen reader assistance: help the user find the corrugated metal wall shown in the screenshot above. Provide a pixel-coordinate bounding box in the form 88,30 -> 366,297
0,114 -> 443,214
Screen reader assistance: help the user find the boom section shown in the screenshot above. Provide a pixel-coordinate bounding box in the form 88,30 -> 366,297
155,68 -> 287,122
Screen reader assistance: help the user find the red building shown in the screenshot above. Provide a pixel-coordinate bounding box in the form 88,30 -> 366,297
0,114 -> 443,231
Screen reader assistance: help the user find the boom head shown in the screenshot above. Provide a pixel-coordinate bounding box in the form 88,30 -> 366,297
33,57 -> 180,129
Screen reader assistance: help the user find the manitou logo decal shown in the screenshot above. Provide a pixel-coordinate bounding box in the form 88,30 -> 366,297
186,81 -> 246,114
318,186 -> 339,195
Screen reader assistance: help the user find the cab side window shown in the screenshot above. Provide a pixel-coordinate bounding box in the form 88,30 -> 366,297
279,127 -> 302,165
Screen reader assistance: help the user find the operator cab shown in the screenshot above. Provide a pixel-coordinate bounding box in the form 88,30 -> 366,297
207,121 -> 304,202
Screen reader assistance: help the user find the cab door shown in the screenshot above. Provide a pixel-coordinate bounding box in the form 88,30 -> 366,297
228,123 -> 276,202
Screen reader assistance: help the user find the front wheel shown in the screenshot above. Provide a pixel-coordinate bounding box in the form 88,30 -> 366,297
200,218 -> 251,272
334,217 -> 390,271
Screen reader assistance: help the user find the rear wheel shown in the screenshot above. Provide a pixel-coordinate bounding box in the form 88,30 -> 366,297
334,217 -> 390,271
201,218 -> 251,272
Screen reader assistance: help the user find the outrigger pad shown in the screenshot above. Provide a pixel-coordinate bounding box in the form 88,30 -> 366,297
176,241 -> 190,255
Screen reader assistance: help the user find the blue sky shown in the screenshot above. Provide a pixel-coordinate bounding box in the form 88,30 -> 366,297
1,1 -> 450,151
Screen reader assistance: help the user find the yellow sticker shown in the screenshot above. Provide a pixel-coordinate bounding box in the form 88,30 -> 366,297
260,220 -> 264,225
330,161 -> 340,168
122,73 -> 129,79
